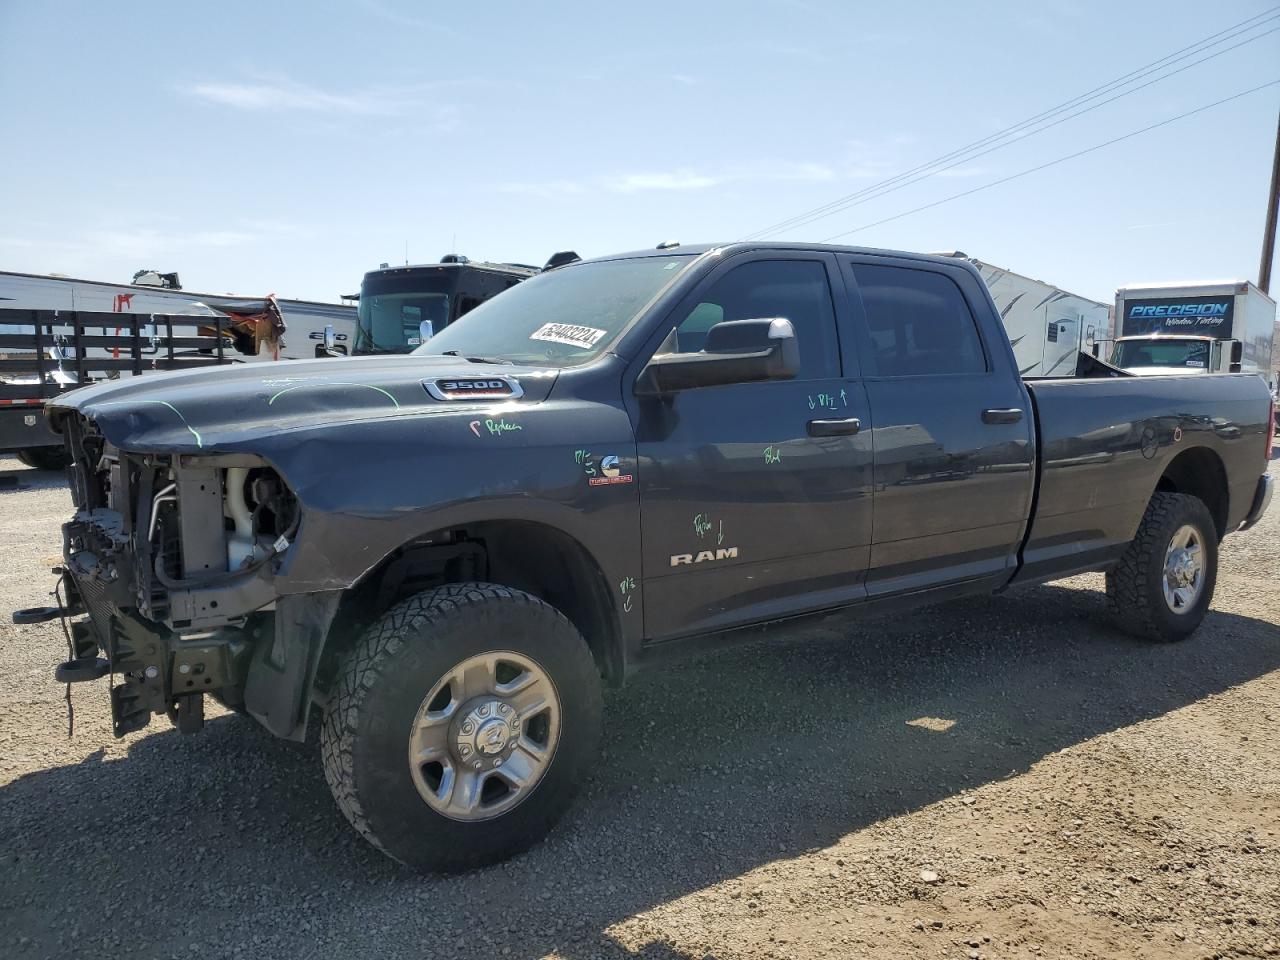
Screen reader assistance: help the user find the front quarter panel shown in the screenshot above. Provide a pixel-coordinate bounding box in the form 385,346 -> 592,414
259,358 -> 645,643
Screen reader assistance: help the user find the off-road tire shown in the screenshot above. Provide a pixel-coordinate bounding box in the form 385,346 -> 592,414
320,582 -> 602,872
16,446 -> 70,471
1106,492 -> 1217,642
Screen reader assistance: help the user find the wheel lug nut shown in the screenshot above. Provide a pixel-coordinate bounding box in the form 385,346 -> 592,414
461,721 -> 473,735
473,761 -> 482,770
460,745 -> 471,757
494,758 -> 503,767
478,704 -> 490,717
499,703 -> 510,715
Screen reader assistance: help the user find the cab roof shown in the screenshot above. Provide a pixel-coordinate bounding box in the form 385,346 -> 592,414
580,241 -> 981,270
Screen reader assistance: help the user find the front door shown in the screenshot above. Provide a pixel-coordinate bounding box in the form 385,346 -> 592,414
632,253 -> 875,640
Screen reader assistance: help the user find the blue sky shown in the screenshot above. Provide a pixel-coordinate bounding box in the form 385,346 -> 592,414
1,0 -> 1277,304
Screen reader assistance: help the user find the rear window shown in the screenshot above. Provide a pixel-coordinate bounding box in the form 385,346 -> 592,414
851,264 -> 987,377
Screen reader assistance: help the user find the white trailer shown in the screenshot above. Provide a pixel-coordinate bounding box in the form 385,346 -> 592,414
0,269 -> 356,362
1111,280 -> 1277,386
941,254 -> 1112,377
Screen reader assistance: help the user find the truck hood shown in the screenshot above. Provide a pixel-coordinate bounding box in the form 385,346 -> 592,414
46,355 -> 557,453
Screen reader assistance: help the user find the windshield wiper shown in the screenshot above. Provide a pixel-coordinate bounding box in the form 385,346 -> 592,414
439,350 -> 511,364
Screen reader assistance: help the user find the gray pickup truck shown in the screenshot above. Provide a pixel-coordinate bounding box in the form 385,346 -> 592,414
13,242 -> 1274,872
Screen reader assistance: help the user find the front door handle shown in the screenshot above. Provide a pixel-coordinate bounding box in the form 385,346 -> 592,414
982,408 -> 1023,424
807,417 -> 861,437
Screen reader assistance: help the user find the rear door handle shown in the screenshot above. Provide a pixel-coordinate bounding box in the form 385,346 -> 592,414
807,417 -> 861,437
981,408 -> 1023,424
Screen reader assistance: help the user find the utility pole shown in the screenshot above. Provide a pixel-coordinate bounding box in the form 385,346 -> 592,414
1260,108 -> 1280,294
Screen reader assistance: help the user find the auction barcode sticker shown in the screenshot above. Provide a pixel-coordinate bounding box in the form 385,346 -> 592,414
530,323 -> 608,349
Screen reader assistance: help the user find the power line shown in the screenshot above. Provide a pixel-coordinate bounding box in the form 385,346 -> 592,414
758,24 -> 1279,239
742,8 -> 1279,239
818,79 -> 1280,243
740,7 -> 1280,240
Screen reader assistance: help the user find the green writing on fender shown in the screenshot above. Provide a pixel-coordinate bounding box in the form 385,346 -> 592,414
486,418 -> 522,435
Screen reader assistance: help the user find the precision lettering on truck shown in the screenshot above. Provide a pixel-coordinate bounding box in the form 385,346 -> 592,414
12,241 -> 1275,874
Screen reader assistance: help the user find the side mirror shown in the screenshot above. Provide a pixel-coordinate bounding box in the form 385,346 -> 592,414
1229,340 -> 1243,373
635,318 -> 800,395
419,319 -> 435,343
322,324 -> 336,353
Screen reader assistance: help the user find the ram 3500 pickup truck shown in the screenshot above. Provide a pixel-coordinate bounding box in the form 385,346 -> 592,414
13,242 -> 1274,872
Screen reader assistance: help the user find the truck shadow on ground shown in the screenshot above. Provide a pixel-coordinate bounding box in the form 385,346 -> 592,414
2,580 -> 1279,960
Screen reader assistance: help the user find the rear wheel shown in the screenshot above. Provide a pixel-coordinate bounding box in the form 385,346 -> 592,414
320,582 -> 602,872
15,446 -> 70,471
1106,492 -> 1218,642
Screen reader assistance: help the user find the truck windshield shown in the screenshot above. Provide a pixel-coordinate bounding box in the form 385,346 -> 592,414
356,273 -> 456,354
1110,339 -> 1210,370
415,255 -> 693,367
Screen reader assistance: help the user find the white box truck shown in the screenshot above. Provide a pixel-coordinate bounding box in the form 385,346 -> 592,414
1111,280 -> 1277,386
940,254 -> 1113,377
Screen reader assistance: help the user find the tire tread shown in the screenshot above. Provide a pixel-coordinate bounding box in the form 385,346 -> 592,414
319,582 -> 585,867
1105,492 -> 1214,642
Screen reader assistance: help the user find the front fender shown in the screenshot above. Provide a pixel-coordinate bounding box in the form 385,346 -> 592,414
262,394 -> 644,646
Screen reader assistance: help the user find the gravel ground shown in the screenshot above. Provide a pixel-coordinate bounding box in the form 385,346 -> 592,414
1,454 -> 1278,960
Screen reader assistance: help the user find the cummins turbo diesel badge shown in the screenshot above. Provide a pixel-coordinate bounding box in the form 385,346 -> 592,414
422,376 -> 524,401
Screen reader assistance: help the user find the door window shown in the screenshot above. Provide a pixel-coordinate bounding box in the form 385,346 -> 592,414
673,259 -> 840,379
850,264 -> 987,377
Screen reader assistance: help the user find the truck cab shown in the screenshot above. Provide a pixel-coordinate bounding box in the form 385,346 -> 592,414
1109,333 -> 1244,376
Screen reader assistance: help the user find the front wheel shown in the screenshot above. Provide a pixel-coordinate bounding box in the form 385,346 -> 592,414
320,583 -> 602,872
1106,492 -> 1218,642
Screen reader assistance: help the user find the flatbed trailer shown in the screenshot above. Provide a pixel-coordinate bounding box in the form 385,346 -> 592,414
0,307 -> 243,465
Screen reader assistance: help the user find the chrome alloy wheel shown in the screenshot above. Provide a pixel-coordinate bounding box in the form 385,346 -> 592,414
408,651 -> 561,821
1162,524 -> 1205,615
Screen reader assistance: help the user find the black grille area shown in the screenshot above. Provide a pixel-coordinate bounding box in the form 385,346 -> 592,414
74,569 -> 118,649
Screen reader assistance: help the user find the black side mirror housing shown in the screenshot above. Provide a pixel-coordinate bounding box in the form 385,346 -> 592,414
1229,340 -> 1243,373
635,318 -> 800,395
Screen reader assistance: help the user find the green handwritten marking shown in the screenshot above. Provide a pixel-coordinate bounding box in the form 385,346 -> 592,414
764,445 -> 782,465
96,399 -> 203,448
623,595 -> 634,613
267,381 -> 401,410
574,449 -> 596,475
619,576 -> 636,594
807,395 -> 816,411
717,520 -> 724,546
693,514 -> 712,538
485,418 -> 522,435
839,388 -> 848,407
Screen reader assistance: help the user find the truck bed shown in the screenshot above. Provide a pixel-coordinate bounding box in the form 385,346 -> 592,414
1015,372 -> 1272,584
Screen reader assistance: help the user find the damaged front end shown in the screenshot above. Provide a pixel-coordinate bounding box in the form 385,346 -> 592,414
14,412 -> 333,739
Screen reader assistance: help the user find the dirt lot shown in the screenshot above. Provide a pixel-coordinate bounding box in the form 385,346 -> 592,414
1,454 -> 1277,960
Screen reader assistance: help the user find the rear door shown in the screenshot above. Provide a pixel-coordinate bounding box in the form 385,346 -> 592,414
838,256 -> 1035,595
632,252 -> 874,639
